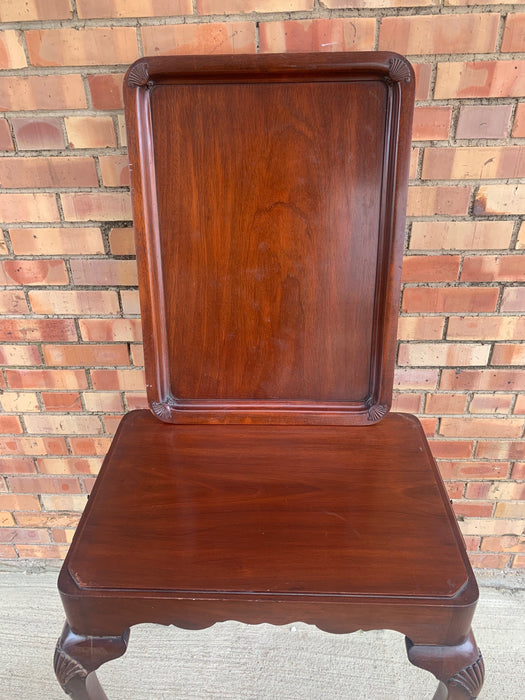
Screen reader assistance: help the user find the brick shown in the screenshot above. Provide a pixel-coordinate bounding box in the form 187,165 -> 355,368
410,221 -> 513,251
0,494 -> 40,511
198,0 -> 312,11
419,417 -> 438,437
65,116 -> 116,149
486,482 -> 525,501
502,14 -> 525,52
12,118 -> 65,151
428,440 -> 473,460
0,30 -> 27,69
259,18 -> 375,53
0,528 -> 50,544
476,441 -> 525,460
79,319 -> 143,342
393,368 -> 439,390
87,74 -> 125,110
491,344 -> 525,365
99,155 -> 130,186
456,105 -> 512,140
0,291 -> 29,314
513,555 -> 525,569
0,512 -> 15,527
409,148 -> 419,179
0,75 -> 86,111
425,393 -> 467,414
130,344 -> 144,366
435,61 -> 525,99
325,0 -> 439,5
117,116 -> 127,147
468,552 -> 510,569
16,544 -> 69,558
141,22 -> 256,56
0,233 -> 7,255
379,14 -> 498,55
6,369 -> 87,390
401,255 -> 460,282
121,290 -> 140,315
37,457 -> 102,475
397,316 -> 444,340
29,290 -> 120,316
0,415 -> 23,434
412,107 -> 451,141
61,192 -> 132,222
518,222 -> 525,250
464,482 -> 491,500
447,316 -> 525,341
26,27 -> 138,67
422,147 -> 525,181
8,476 -> 81,494
413,63 -> 432,101
125,392 -> 148,410
0,456 -> 35,475
15,513 -> 81,528
51,529 -> 75,544
438,461 -> 509,480
0,193 -> 60,223
0,319 -> 77,342
0,119 -> 14,151
0,345 -> 41,366
495,502 -> 525,519
83,391 -> 124,413
513,103 -> 525,138
407,186 -> 471,216
103,415 -> 124,435
513,462 -> 525,477
402,287 -> 499,313
501,286 -> 525,312
0,544 -> 16,558
70,259 -> 137,286
9,228 -> 104,256
69,438 -> 111,456
77,0 -> 192,18
0,436 -> 67,457
481,535 -> 525,553
0,1 -> 72,22
91,368 -> 146,391
24,414 -> 103,436
440,369 -> 525,391
43,344 -> 130,367
109,227 -> 135,256
398,342 -> 490,367
0,391 -> 39,413
41,392 -> 82,412
391,393 -> 422,413
0,260 -> 69,286
461,256 -> 525,282
469,393 -> 514,414
453,502 -> 494,519
445,483 -> 464,501
515,396 -> 525,414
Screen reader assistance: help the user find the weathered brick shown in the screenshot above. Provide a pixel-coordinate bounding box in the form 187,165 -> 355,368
99,155 -> 130,187
8,476 -> 81,494
37,457 -> 102,475
259,18 -> 375,53
0,392 -> 40,413
0,436 -> 67,457
453,501 -> 494,519
6,369 -> 88,390
10,228 -> 104,256
412,107 -> 451,141
480,535 -> 525,553
502,14 -> 525,52
12,118 -> 65,150
77,0 -> 192,18
141,22 -> 256,56
438,461 -> 509,481
512,103 -> 525,138
325,0 -> 439,6
87,74 -> 125,110
379,14 -> 499,55
402,287 -> 499,313
435,61 -> 525,99
41,392 -> 82,412
422,147 -> 525,181
468,552 -> 510,569
24,414 -> 103,436
0,512 -> 15,527
109,227 -> 135,256
398,342 -> 490,367
407,186 -> 471,216
0,345 -> 41,366
40,494 -> 88,512
476,441 -> 525,461
0,319 -> 77,342
501,286 -> 525,312
440,369 -> 525,391
461,256 -> 525,282
65,116 -> 117,149
26,27 -> 138,67
0,30 -> 27,69
0,260 -> 69,286
0,193 -> 60,223
518,222 -> 525,250
91,368 -> 146,391
70,259 -> 137,287
0,528 -> 50,544
60,192 -> 132,222
469,393 -> 514,414
447,316 -> 525,341
456,105 -> 512,140
83,391 -> 124,413
425,393 -> 467,415
16,544 -> 70,558
0,0 -> 72,22
401,255 -> 460,282
491,344 -> 525,365
42,344 -> 130,367
393,368 -> 439,390
495,502 -> 525,519
397,316 -> 444,341
0,291 -> 29,314
0,75 -> 86,111
78,319 -> 143,342
29,290 -> 120,316
410,221 -> 513,251
198,0 -> 312,12
0,119 -> 14,151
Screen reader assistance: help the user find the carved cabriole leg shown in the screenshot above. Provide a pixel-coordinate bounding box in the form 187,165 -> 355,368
54,622 -> 130,699
406,631 -> 484,700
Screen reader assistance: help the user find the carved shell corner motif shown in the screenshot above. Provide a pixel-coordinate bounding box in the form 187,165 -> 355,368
151,399 -> 174,422
367,403 -> 388,422
449,653 -> 485,698
54,647 -> 88,687
127,62 -> 151,89
388,57 -> 411,84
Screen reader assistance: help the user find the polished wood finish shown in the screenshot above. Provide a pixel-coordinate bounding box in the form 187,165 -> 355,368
56,52 -> 483,699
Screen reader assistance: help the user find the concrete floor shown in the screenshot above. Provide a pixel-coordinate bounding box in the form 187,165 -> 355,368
1,565 -> 523,700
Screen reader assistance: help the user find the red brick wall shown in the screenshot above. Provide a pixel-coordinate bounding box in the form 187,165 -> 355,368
0,1 -> 523,568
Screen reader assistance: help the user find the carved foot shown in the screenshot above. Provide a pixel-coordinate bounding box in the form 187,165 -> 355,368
406,631 -> 484,699
54,622 -> 129,699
